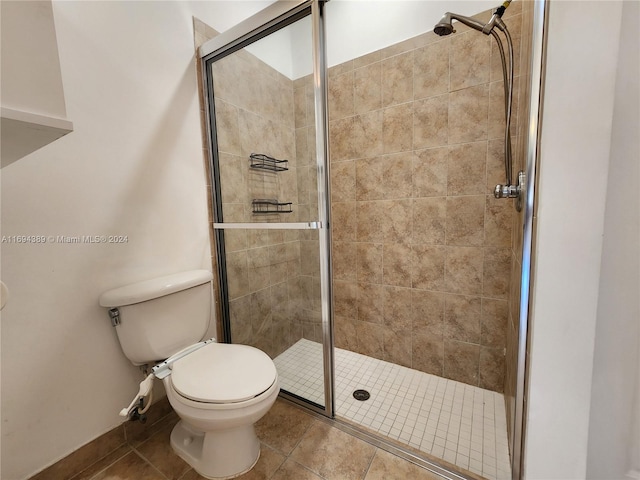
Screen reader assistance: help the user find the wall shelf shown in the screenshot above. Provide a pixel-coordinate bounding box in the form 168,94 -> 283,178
249,153 -> 288,172
252,199 -> 293,214
1,107 -> 73,168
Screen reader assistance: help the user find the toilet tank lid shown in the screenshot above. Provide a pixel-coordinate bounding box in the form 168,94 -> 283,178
99,270 -> 213,307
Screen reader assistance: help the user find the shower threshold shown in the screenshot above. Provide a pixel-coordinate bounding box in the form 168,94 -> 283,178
274,338 -> 511,480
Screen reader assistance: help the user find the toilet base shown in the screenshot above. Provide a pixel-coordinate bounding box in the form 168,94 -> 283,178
170,420 -> 260,479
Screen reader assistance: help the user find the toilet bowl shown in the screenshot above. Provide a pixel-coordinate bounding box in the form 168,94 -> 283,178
161,342 -> 279,479
99,270 -> 279,479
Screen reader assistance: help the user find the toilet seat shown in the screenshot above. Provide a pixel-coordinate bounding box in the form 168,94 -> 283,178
169,343 -> 277,404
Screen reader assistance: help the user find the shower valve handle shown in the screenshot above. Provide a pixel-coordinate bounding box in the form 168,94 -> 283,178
494,183 -> 519,199
494,171 -> 526,212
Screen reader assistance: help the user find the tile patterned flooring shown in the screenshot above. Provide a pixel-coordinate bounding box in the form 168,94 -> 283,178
274,339 -> 511,480
62,399 -> 447,480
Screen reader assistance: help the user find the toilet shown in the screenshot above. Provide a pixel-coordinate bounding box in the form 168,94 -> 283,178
99,270 -> 279,479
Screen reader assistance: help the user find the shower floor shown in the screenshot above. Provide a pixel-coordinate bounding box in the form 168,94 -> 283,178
274,338 -> 511,480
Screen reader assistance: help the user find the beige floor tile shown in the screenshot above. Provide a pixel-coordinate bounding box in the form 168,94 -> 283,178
71,445 -> 131,480
134,422 -> 190,480
364,450 -> 446,480
180,444 -> 286,480
290,422 -> 376,480
254,399 -> 316,455
91,452 -> 165,480
271,459 -> 325,480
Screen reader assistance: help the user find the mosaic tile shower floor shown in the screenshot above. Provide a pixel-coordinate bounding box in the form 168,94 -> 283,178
274,339 -> 511,480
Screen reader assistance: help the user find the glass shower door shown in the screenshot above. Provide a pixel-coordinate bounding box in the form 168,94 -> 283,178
201,1 -> 333,414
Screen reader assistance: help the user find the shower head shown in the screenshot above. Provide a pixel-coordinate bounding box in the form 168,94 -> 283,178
433,13 -> 455,36
433,11 -> 487,36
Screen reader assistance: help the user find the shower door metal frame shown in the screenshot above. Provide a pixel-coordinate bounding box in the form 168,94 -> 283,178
512,1 -> 549,479
199,0 -> 335,418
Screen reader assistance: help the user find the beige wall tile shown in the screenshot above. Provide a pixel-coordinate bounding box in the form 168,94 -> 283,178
448,84 -> 489,144
412,197 -> 446,245
334,315 -> 358,351
357,282 -> 385,324
382,152 -> 414,199
481,298 -> 508,348
485,195 -> 513,247
383,285 -> 413,333
479,346 -> 506,392
329,71 -> 354,121
332,241 -> 357,282
247,247 -> 271,291
413,333 -> 444,376
214,98 -> 241,155
443,340 -> 480,385
219,153 -> 247,205
382,51 -> 414,107
356,242 -> 383,284
334,280 -> 358,317
226,250 -> 249,299
450,31 -> 491,91
488,80 -> 520,140
444,246 -> 483,295
382,199 -> 413,243
483,247 -> 511,298
412,289 -> 445,337
356,157 -> 385,201
413,147 -> 448,197
444,294 -> 482,343
354,61 -> 382,114
229,295 -> 252,343
355,321 -> 385,359
353,110 -> 383,156
411,244 -> 446,291
383,326 -> 412,367
445,195 -> 485,246
414,40 -> 449,100
331,160 -> 356,202
332,201 -> 357,241
382,242 -> 413,287
414,94 -> 449,149
447,141 -> 488,195
356,201 -> 384,243
383,103 -> 414,154
486,138 -> 506,194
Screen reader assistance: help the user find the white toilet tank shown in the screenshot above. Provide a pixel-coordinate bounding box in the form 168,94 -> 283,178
99,270 -> 213,365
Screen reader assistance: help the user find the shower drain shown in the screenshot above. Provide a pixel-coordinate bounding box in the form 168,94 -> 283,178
352,389 -> 370,401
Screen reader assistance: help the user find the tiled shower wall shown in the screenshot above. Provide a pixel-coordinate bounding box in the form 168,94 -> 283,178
301,3 -> 527,393
211,1 -> 528,394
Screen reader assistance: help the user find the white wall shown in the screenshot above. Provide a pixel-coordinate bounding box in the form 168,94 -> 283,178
524,1 -> 627,478
0,1 -> 271,479
586,1 -> 640,478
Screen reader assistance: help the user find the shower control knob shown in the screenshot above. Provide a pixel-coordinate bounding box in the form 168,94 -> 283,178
494,183 -> 519,199
494,171 -> 526,212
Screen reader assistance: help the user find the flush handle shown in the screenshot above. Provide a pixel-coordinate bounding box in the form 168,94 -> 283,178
108,308 -> 121,327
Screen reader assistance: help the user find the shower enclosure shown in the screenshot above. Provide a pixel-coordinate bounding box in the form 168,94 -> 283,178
198,1 -> 546,479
